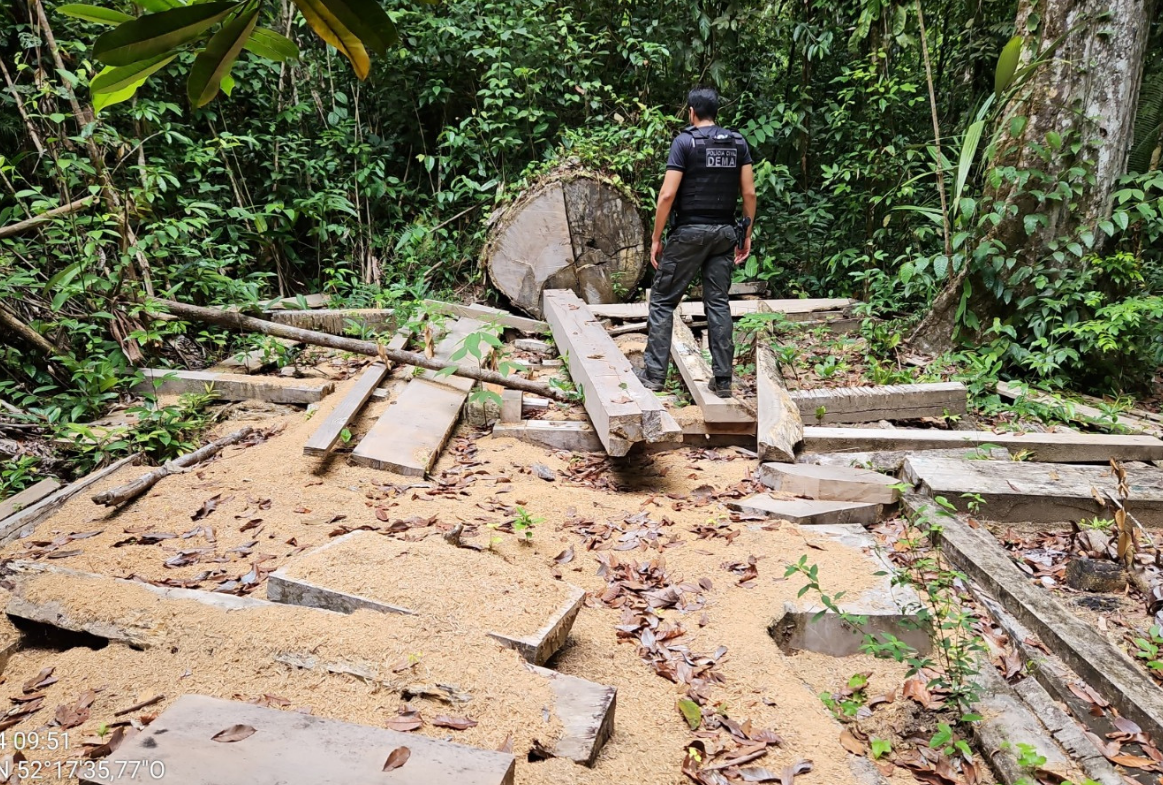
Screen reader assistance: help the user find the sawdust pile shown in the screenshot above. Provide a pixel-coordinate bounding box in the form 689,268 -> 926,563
283,530 -> 579,640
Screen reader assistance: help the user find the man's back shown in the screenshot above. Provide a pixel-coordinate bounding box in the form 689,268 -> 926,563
667,124 -> 752,227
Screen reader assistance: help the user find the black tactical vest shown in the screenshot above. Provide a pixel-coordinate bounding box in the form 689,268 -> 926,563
673,125 -> 746,227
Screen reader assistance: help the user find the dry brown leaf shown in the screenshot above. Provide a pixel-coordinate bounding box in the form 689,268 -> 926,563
211,724 -> 257,743
382,746 -> 410,772
431,715 -> 477,730
779,759 -> 813,784
554,547 -> 575,565
839,728 -> 866,755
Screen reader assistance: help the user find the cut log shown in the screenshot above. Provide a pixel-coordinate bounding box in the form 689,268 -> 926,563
304,331 -> 409,458
902,455 -> 1163,524
423,299 -> 549,334
93,427 -> 253,507
802,426 -> 1163,463
151,298 -> 568,402
1063,559 -> 1126,593
352,318 -> 489,475
136,369 -> 334,405
0,478 -> 61,521
790,382 -> 967,424
542,289 -> 680,456
758,463 -> 900,504
670,318 -> 752,423
587,297 -> 853,321
483,170 -> 647,318
755,338 -> 803,463
0,454 -> 140,544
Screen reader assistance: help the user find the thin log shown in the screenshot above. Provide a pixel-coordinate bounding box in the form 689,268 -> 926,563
0,196 -> 96,239
92,427 -> 254,507
150,298 -> 569,402
0,305 -> 61,357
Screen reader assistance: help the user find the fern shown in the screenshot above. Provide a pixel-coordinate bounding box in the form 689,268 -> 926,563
1130,66 -> 1163,174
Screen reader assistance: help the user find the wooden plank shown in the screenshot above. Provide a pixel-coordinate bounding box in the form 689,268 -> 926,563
350,319 -> 489,474
303,366 -> 387,456
0,478 -> 61,521
727,495 -> 882,525
136,369 -> 334,404
303,331 -> 409,458
803,426 -> 1163,463
423,299 -> 548,334
669,318 -> 751,423
267,308 -> 393,334
0,455 -> 140,544
587,297 -> 853,320
903,494 -> 1163,746
542,289 -> 679,455
758,463 -> 900,503
790,382 -> 967,424
82,694 -> 516,785
490,421 -> 604,452
351,379 -> 465,475
797,446 -> 1010,474
755,340 -> 803,463
997,381 -> 1162,437
902,455 -> 1163,524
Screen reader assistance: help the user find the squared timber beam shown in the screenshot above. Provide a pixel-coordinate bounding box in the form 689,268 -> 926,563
542,289 -> 679,456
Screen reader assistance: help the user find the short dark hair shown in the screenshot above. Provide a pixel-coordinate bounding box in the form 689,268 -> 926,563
687,87 -> 719,120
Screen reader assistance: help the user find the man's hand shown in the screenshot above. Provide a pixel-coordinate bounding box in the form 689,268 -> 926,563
734,235 -> 751,265
651,237 -> 663,269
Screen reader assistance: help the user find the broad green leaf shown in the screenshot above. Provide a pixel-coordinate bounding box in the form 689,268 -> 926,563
314,0 -> 396,55
93,2 -> 240,66
994,35 -> 1023,100
243,27 -> 299,61
1026,11 -> 1040,32
1009,115 -> 1027,137
56,4 -> 135,25
220,73 -> 235,96
954,119 -> 984,207
89,53 -> 176,95
135,0 -> 184,9
188,6 -> 259,107
677,699 -> 701,730
290,0 -> 369,79
1046,130 -> 1062,150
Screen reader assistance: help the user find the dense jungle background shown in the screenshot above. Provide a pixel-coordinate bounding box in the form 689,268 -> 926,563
1,0 -> 1162,489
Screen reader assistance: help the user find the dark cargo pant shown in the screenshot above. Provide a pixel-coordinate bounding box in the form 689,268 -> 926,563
642,223 -> 737,386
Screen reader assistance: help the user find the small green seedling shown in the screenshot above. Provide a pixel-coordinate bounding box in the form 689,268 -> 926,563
340,427 -> 353,444
513,506 -> 542,541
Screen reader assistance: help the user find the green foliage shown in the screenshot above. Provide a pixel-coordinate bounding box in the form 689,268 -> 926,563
1132,625 -> 1163,674
0,456 -> 42,499
512,506 -> 541,541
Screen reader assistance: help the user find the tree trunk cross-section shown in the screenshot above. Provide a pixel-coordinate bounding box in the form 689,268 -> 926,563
484,170 -> 648,317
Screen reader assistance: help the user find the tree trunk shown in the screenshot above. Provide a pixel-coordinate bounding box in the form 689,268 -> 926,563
911,0 -> 1156,355
483,166 -> 648,317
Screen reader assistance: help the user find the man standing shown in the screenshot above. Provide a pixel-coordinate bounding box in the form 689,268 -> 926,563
639,87 -> 756,397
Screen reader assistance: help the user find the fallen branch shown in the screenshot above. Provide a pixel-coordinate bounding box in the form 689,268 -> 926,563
0,196 -> 96,240
150,298 -> 570,402
113,694 -> 164,717
92,427 -> 254,507
0,305 -> 61,357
